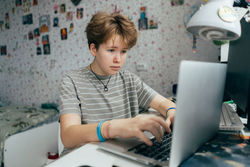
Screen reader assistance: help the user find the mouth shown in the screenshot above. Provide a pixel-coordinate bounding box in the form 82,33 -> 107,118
110,66 -> 120,71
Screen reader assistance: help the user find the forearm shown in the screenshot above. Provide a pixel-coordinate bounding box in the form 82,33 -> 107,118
61,123 -> 99,149
150,94 -> 176,117
61,119 -> 130,149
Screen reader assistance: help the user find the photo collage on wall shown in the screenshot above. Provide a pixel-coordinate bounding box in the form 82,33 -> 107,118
0,0 -> 84,57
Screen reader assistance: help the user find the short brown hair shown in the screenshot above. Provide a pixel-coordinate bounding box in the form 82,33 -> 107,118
85,11 -> 138,49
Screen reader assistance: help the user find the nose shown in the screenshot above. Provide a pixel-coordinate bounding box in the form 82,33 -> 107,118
113,53 -> 121,63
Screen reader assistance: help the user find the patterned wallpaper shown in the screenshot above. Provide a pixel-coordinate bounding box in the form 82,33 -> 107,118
0,0 -> 220,106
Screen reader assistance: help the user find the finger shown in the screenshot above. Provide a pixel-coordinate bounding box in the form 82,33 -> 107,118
165,118 -> 172,133
151,116 -> 169,132
137,131 -> 153,146
146,122 -> 163,142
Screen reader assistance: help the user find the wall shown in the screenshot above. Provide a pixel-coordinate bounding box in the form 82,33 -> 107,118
0,0 -> 220,106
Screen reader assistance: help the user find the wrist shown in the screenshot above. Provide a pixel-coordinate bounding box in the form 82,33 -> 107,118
166,107 -> 176,119
101,121 -> 111,139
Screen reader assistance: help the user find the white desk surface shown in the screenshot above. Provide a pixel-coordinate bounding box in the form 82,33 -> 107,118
46,143 -> 146,167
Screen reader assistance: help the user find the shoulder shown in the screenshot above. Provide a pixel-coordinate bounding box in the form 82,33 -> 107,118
119,69 -> 139,79
118,69 -> 141,83
63,67 -> 88,80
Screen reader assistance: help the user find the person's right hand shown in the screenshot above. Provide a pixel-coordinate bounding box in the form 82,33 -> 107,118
109,114 -> 169,146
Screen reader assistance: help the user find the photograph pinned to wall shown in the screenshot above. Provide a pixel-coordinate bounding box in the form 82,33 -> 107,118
54,4 -> 59,14
76,8 -> 83,19
28,31 -> 34,40
15,0 -> 22,7
61,28 -> 67,40
0,21 -> 4,31
138,6 -> 148,30
171,0 -> 184,6
69,23 -> 74,33
39,15 -> 50,33
5,13 -> 10,29
60,4 -> 66,13
66,12 -> 73,21
23,0 -> 31,13
71,0 -> 81,6
36,46 -> 42,55
22,13 -> 33,25
33,0 -> 38,6
53,17 -> 59,27
42,35 -> 49,45
0,46 -> 7,56
43,44 -> 50,55
149,18 -> 158,29
34,28 -> 40,38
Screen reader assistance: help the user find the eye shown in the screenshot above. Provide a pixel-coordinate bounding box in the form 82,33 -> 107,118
108,49 -> 115,53
121,50 -> 127,54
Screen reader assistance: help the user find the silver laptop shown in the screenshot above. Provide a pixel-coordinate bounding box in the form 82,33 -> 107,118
98,60 -> 227,167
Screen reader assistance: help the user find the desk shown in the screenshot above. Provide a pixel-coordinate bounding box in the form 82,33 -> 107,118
46,143 -> 145,167
46,133 -> 250,167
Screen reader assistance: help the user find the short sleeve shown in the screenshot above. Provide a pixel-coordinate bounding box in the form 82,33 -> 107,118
130,72 -> 158,109
59,74 -> 81,116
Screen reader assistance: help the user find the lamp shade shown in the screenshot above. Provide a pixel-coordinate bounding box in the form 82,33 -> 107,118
186,0 -> 241,40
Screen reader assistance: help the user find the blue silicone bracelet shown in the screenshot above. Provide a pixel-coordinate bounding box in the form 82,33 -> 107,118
166,107 -> 176,119
97,120 -> 106,142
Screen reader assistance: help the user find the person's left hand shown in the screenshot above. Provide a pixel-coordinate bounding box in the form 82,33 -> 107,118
165,110 -> 175,133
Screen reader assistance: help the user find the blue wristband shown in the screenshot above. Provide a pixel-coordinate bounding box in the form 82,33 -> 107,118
166,107 -> 176,119
97,120 -> 106,142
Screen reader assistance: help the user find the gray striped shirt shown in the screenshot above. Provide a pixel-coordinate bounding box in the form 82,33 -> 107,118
59,67 -> 157,124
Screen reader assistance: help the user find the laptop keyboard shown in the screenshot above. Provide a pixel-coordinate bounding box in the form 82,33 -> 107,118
128,133 -> 172,162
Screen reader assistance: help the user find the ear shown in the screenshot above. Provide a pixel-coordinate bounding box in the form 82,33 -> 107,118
89,43 -> 97,57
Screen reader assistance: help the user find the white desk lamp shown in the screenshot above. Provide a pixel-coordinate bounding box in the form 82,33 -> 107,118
186,0 -> 241,40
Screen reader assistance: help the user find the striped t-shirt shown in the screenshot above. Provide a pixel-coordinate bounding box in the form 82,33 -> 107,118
59,67 -> 157,124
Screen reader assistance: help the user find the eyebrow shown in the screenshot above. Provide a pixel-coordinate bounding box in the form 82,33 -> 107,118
107,46 -> 128,50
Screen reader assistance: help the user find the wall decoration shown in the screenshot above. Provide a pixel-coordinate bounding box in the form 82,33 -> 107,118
66,12 -> 73,21
60,4 -> 66,13
76,8 -> 83,19
171,0 -> 185,6
0,46 -> 7,55
39,15 -> 50,33
149,19 -> 158,29
69,23 -> 74,33
36,46 -> 42,55
138,7 -> 148,30
54,4 -> 59,14
0,21 -> 3,31
113,5 -> 121,14
71,0 -> 81,6
28,31 -> 33,40
0,0 -> 220,106
22,13 -> 33,25
34,28 -> 40,38
15,0 -> 22,7
5,13 -> 10,29
60,28 -> 67,40
23,0 -> 31,13
33,0 -> 38,6
43,44 -> 50,55
53,17 -> 59,27
42,35 -> 49,45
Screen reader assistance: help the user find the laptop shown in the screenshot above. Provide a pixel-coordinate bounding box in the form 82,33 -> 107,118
98,60 -> 227,167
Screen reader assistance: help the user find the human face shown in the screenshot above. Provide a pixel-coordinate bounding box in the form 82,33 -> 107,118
90,35 -> 128,76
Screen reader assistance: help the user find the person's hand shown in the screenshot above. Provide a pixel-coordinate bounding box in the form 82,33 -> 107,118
109,114 -> 169,146
165,109 -> 175,133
